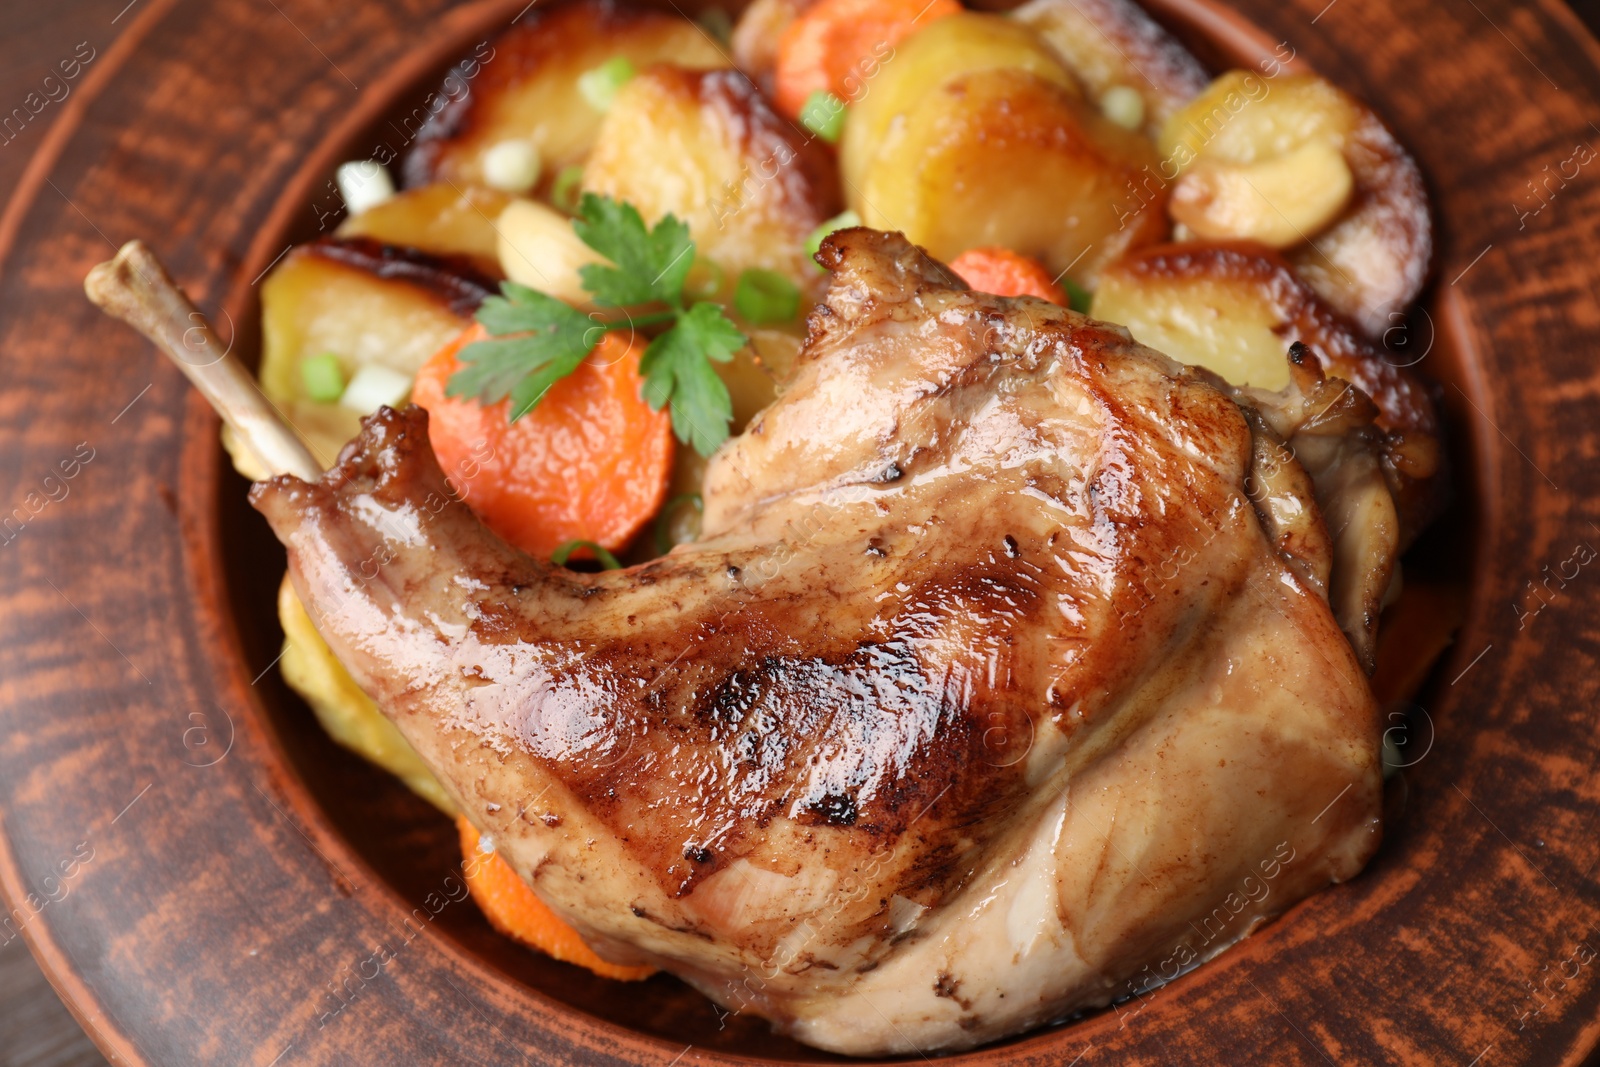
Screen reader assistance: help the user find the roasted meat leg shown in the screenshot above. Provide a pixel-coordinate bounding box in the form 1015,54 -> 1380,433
90,233 -> 1386,1056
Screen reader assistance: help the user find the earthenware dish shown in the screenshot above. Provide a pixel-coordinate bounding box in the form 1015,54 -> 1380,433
3,0 -> 1599,1063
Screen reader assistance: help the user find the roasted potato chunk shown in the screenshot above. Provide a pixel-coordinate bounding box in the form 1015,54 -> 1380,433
336,183 -> 511,276
1092,242 -> 1442,542
838,13 -> 1079,195
582,67 -> 842,291
247,241 -> 485,471
854,67 -> 1167,287
403,0 -> 730,190
1010,0 -> 1208,138
1160,72 -> 1432,336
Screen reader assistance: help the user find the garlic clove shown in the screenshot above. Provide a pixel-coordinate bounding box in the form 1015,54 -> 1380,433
1170,140 -> 1354,249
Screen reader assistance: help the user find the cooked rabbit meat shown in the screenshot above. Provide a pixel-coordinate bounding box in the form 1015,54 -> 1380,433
250,230 -> 1384,1056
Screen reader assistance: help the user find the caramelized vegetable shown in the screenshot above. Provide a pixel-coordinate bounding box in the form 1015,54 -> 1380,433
1092,242 -> 1444,544
772,0 -> 960,119
403,0 -> 730,190
949,247 -> 1066,303
335,183 -> 511,276
458,817 -> 656,981
582,66 -> 842,293
1093,243 -> 1437,433
1010,0 -> 1208,139
410,324 -> 673,557
851,66 -> 1167,286
1160,72 -> 1432,336
243,242 -> 486,473
838,13 -> 1078,196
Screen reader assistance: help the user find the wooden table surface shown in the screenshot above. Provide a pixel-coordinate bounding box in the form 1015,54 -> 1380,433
2,0 -> 1600,1065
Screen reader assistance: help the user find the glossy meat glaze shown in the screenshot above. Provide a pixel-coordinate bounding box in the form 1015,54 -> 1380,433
252,230 -> 1384,1055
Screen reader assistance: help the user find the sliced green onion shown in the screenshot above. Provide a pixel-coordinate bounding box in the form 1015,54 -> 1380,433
550,165 -> 585,214
799,90 -> 847,144
301,353 -> 346,402
578,57 -> 637,113
805,210 -> 863,267
552,539 -> 622,570
1062,278 -> 1092,314
687,254 -> 726,300
335,160 -> 395,216
697,8 -> 733,43
734,269 -> 801,325
654,493 -> 704,555
482,138 -> 542,194
1099,85 -> 1145,131
339,364 -> 412,413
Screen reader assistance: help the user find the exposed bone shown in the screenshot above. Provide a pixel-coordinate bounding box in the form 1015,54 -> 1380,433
83,240 -> 320,482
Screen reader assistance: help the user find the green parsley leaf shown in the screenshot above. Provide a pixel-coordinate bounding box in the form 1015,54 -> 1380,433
573,193 -> 695,307
734,268 -> 800,325
639,301 -> 744,455
678,301 -> 745,364
447,195 -> 752,456
446,282 -> 598,414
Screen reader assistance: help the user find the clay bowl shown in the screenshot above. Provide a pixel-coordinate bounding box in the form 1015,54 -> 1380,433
3,0 -> 1600,1063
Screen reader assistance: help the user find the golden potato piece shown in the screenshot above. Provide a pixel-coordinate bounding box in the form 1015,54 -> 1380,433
838,13 -> 1079,195
1160,72 -> 1432,336
1095,249 -> 1295,391
403,0 -> 730,190
336,183 -> 510,276
1010,0 -> 1208,138
855,67 -> 1167,287
252,241 -> 483,470
582,66 -> 842,291
278,575 -> 455,814
1093,242 -> 1442,541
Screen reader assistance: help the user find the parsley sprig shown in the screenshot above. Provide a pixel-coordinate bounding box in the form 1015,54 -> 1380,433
446,193 -> 747,456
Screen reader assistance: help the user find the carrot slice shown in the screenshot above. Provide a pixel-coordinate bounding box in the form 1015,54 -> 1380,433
457,817 -> 657,981
773,0 -> 960,120
411,323 -> 673,559
1370,580 -> 1467,706
949,247 -> 1068,304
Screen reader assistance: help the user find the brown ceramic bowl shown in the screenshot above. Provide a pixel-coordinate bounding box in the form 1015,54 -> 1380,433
4,0 -> 1600,1063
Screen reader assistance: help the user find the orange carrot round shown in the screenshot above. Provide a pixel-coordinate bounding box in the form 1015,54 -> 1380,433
773,0 -> 960,120
949,247 -> 1068,304
457,817 -> 657,981
411,323 -> 673,559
